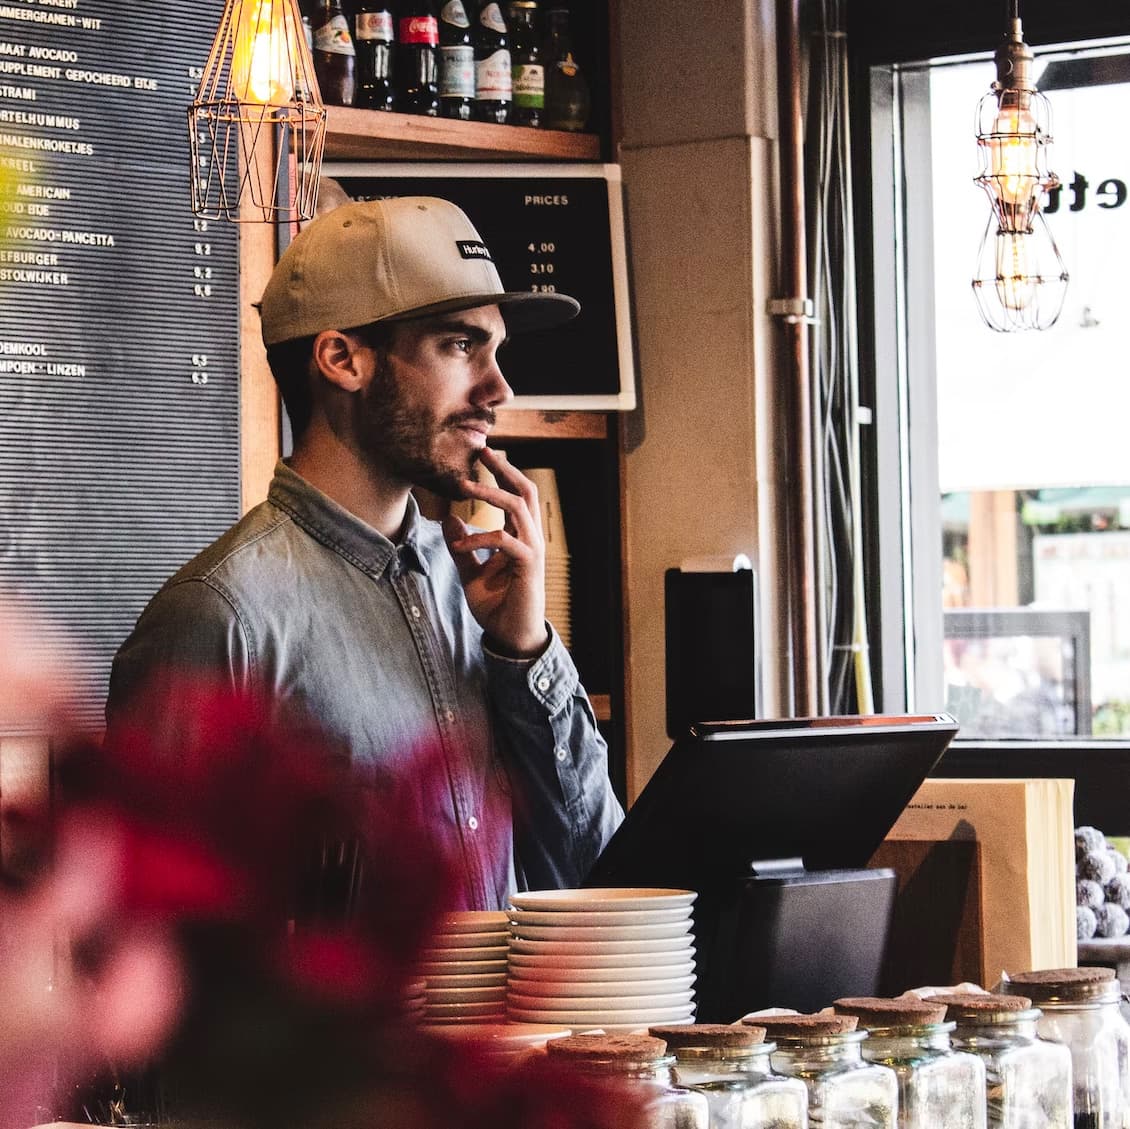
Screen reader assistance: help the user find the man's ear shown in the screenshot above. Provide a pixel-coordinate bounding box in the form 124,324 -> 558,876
311,330 -> 368,393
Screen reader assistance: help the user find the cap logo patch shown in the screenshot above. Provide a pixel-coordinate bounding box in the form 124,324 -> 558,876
457,240 -> 493,262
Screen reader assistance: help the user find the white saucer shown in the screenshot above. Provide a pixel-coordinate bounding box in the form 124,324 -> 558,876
425,972 -> 509,988
436,911 -> 509,933
509,937 -> 695,958
509,889 -> 696,912
418,958 -> 508,976
506,959 -> 695,981
430,930 -> 510,948
420,945 -> 509,962
510,922 -> 692,943
427,986 -> 508,1005
506,974 -> 695,996
508,990 -> 694,1011
507,1003 -> 695,1025
508,907 -> 692,927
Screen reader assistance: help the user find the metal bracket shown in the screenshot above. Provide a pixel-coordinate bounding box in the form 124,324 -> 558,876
766,296 -> 816,325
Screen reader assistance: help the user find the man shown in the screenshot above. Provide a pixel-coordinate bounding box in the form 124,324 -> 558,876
106,196 -> 623,910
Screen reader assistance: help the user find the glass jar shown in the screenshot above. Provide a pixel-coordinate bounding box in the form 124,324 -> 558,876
834,996 -> 987,1129
1001,967 -> 1130,1129
935,992 -> 1073,1129
752,1013 -> 899,1128
649,1022 -> 809,1129
546,1033 -> 710,1129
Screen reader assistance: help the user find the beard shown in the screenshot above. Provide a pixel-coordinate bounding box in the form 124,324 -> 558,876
358,363 -> 495,501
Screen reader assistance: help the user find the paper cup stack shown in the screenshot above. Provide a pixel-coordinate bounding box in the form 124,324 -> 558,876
506,888 -> 698,1032
526,469 -> 572,650
448,462 -> 507,534
418,910 -> 509,1025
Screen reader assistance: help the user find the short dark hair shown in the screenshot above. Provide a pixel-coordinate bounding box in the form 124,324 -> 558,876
265,321 -> 398,441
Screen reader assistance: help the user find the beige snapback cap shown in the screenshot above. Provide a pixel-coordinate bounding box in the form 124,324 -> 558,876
258,196 -> 580,346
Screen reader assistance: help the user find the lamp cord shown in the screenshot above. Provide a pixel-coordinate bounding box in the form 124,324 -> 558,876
806,0 -> 875,714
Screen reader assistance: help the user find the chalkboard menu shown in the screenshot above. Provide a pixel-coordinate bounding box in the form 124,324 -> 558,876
324,162 -> 636,411
0,1 -> 241,733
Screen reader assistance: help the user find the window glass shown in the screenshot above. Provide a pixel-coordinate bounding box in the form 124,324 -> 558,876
889,41 -> 1130,738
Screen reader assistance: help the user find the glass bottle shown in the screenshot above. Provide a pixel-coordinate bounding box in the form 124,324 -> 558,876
753,1013 -> 899,1129
473,1 -> 512,124
354,1 -> 395,110
508,0 -> 543,127
834,996 -> 988,1129
311,0 -> 357,106
396,0 -> 440,115
935,992 -> 1073,1129
546,1033 -> 709,1129
438,0 -> 475,120
650,1023 -> 809,1129
542,5 -> 589,131
1001,967 -> 1130,1129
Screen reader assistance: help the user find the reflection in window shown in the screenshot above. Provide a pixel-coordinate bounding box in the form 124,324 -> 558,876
925,44 -> 1130,738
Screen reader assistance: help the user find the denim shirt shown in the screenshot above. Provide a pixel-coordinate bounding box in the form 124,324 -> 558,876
106,461 -> 623,910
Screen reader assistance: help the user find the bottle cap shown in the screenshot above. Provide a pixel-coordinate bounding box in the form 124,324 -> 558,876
649,1023 -> 767,1049
743,1013 -> 859,1037
931,992 -> 1033,1021
546,1034 -> 668,1063
833,996 -> 948,1028
1002,967 -> 1120,1004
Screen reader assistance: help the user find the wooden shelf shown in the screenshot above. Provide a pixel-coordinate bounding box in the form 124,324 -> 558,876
323,106 -> 601,162
494,410 -> 608,441
589,693 -> 611,722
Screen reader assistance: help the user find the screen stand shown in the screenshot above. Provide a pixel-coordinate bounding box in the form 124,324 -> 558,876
692,866 -> 899,1022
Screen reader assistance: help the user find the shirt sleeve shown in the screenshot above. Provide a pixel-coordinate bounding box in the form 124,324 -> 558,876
482,622 -> 624,891
104,578 -> 252,743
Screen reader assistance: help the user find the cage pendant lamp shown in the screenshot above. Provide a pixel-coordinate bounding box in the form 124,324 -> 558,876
189,0 -> 327,223
970,1 -> 1068,331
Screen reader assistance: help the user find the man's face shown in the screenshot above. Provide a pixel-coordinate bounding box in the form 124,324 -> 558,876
353,305 -> 512,499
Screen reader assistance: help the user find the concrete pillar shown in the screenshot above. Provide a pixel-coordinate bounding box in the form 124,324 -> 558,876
618,0 -> 787,799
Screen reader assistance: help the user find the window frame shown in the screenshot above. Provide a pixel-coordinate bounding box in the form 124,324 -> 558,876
851,3 -> 1130,726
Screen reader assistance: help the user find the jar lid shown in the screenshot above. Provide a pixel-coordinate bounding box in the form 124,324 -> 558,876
834,996 -> 948,1027
931,992 -> 1033,1021
547,1034 -> 668,1064
743,1013 -> 859,1037
1001,967 -> 1119,1004
649,1023 -> 767,1049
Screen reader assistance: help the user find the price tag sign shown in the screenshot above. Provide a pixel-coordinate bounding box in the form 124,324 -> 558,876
323,162 -> 635,410
0,0 -> 241,731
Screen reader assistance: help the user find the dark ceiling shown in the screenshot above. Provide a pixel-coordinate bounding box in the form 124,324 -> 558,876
846,0 -> 1130,65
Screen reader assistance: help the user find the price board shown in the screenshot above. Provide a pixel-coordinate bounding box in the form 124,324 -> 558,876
323,162 -> 635,411
0,0 -> 240,732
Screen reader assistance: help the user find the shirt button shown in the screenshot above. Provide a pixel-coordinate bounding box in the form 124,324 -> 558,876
468,816 -> 479,831
536,676 -> 551,692
555,747 -> 568,762
445,709 -> 455,724
410,605 -> 421,619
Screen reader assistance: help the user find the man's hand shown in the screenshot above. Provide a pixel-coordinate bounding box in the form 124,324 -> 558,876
442,447 -> 549,659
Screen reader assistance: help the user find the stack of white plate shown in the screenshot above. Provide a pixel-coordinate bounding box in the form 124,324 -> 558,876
403,975 -> 428,1022
506,888 -> 697,1032
418,910 -> 509,1025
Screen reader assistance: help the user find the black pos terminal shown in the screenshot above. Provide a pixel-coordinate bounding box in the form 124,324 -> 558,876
586,714 -> 959,1021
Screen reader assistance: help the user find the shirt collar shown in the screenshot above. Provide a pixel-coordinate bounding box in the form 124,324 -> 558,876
268,461 -> 431,579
